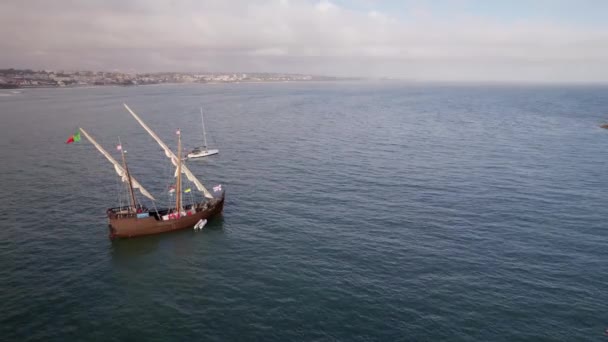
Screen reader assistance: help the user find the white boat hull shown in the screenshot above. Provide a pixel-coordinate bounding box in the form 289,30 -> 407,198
193,219 -> 208,230
187,149 -> 219,159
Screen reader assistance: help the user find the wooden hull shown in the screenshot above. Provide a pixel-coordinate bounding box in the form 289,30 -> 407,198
107,195 -> 224,239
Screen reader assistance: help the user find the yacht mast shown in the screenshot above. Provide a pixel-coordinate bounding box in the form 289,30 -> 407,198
201,108 -> 208,151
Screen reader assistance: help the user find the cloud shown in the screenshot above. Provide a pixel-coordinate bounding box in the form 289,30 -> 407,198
1,0 -> 607,82
315,1 -> 337,12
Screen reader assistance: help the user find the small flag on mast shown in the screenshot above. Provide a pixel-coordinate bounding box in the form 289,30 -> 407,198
65,132 -> 81,144
176,129 -> 181,135
184,188 -> 192,193
168,185 -> 176,193
116,144 -> 122,151
213,184 -> 222,193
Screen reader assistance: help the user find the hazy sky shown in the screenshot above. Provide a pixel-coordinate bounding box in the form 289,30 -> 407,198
2,0 -> 608,82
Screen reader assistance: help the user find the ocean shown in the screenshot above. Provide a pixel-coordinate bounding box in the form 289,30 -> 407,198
1,82 -> 607,341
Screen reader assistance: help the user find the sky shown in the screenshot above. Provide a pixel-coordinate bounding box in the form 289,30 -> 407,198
1,0 -> 608,83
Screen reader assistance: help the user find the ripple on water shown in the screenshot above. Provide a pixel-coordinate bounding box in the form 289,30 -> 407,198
1,83 -> 608,341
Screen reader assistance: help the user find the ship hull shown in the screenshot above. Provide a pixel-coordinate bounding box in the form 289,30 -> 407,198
187,149 -> 219,159
107,195 -> 224,239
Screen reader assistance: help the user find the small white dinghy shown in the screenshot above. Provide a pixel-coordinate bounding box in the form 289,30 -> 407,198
193,219 -> 208,230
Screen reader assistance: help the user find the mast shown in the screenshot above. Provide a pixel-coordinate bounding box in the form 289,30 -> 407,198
123,104 -> 214,199
118,137 -> 137,212
175,129 -> 182,216
201,108 -> 208,151
78,127 -> 155,201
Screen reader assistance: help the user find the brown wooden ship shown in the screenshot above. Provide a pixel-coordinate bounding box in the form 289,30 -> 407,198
78,104 -> 224,239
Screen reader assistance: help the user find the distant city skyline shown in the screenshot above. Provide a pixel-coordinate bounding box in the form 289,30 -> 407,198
0,69 -> 343,88
1,0 -> 608,83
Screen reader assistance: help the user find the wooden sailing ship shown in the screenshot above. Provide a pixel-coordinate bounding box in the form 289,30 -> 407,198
78,104 -> 225,239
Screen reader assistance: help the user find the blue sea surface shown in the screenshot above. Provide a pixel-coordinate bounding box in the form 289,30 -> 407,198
1,82 -> 607,341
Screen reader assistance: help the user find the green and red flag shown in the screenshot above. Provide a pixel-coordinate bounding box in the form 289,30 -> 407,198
66,131 -> 81,144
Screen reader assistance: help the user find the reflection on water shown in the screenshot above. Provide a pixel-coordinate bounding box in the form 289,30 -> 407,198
203,215 -> 225,230
110,233 -> 163,260
5,83 -> 608,341
110,216 -> 225,261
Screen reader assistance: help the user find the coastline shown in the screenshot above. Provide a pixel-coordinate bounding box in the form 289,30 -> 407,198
0,68 -> 361,89
0,78 -> 363,90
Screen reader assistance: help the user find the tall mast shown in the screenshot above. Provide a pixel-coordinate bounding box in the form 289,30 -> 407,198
201,107 -> 208,151
119,137 -> 138,212
78,128 -> 155,201
123,104 -> 214,199
175,129 -> 183,216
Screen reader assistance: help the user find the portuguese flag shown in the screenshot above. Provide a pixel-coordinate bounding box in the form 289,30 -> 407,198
66,131 -> 81,144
